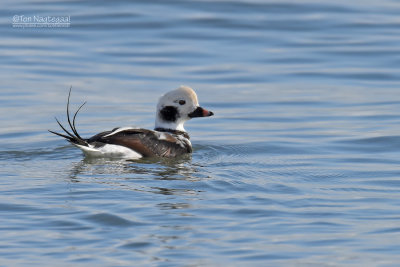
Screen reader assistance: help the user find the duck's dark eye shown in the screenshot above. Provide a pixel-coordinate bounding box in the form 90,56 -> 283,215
179,100 -> 186,105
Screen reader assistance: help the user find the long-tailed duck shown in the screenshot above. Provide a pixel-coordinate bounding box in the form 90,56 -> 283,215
49,86 -> 214,159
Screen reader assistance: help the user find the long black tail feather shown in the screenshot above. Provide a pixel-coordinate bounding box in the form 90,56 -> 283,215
48,87 -> 88,146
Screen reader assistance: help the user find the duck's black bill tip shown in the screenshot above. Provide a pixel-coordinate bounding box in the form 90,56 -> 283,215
188,106 -> 214,118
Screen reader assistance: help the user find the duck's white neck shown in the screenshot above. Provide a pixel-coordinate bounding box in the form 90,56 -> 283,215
155,116 -> 186,132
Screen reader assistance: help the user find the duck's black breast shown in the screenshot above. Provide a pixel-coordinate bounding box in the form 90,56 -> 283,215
87,128 -> 192,158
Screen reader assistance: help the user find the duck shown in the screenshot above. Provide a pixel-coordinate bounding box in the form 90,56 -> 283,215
49,86 -> 214,159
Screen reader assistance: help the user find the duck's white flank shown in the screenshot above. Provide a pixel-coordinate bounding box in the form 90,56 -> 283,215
75,143 -> 142,159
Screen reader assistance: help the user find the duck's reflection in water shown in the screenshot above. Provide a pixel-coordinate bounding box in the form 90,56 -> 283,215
67,153 -> 209,196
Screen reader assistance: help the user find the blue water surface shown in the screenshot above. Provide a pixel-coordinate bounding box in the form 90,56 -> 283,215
1,0 -> 400,266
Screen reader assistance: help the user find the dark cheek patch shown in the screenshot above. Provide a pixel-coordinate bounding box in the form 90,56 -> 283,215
160,106 -> 179,122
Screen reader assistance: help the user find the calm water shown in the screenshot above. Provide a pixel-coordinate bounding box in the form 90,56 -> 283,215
2,0 -> 400,266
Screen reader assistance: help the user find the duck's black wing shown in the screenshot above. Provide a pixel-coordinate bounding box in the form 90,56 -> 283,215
87,128 -> 192,158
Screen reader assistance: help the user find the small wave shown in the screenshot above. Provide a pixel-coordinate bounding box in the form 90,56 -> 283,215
334,135 -> 400,153
84,213 -> 145,227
